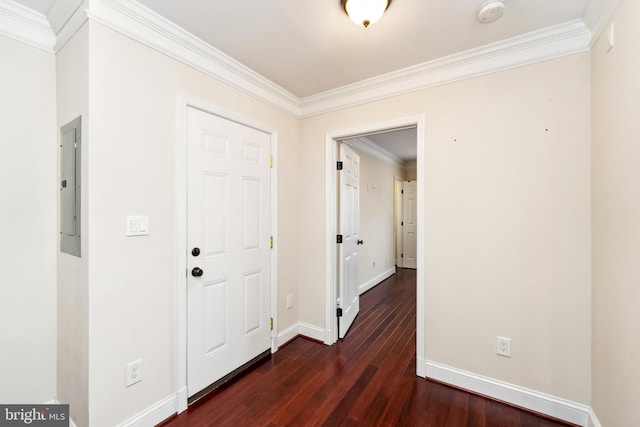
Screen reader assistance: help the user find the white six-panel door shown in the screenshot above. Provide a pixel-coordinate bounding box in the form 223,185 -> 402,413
186,107 -> 271,397
338,144 -> 360,339
402,181 -> 417,269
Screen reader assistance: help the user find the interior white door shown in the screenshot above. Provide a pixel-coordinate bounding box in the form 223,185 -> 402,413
187,107 -> 271,397
338,144 -> 360,339
402,181 -> 417,269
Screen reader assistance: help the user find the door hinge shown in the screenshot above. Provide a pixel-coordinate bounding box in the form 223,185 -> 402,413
401,221 -> 404,226
270,155 -> 273,168
337,308 -> 343,317
401,253 -> 404,258
401,189 -> 404,194
270,236 -> 273,249
270,317 -> 273,330
336,234 -> 343,244
336,161 -> 343,171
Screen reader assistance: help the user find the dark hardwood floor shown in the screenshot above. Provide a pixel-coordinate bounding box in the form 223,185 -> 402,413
162,268 -> 576,427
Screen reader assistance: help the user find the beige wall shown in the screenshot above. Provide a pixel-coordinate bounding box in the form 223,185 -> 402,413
405,162 -> 417,181
0,34 -> 57,404
0,8 -> 602,423
591,0 -> 640,425
56,23 -> 90,427
84,22 -> 301,426
301,53 -> 592,403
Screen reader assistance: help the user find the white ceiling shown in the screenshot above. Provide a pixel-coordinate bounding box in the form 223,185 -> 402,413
15,0 -> 55,14
11,0 -> 600,98
369,129 -> 417,161
129,0 -> 590,98
359,129 -> 418,162
11,0 -> 597,160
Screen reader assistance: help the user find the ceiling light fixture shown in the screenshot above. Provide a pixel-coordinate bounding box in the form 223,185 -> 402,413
341,0 -> 392,28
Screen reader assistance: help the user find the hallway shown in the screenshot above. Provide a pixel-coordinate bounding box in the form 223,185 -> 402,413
162,269 -> 575,426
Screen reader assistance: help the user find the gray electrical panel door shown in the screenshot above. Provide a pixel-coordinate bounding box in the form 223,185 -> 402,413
60,116 -> 81,256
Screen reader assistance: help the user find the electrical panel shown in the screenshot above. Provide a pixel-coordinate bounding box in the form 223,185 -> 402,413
60,116 -> 81,256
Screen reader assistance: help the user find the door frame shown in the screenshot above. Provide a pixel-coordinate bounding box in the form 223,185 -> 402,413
176,94 -> 279,412
324,115 -> 426,377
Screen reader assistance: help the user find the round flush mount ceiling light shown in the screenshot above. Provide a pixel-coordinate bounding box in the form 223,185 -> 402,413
342,0 -> 392,28
477,0 -> 505,24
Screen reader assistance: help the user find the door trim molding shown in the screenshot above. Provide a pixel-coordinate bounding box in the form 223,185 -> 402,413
176,94 -> 278,412
324,115 -> 425,377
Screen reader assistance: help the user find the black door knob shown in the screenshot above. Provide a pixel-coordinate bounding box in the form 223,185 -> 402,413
357,240 -> 364,245
191,267 -> 203,277
192,247 -> 200,257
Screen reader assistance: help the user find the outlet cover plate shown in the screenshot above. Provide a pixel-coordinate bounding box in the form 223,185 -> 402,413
126,359 -> 143,386
497,336 -> 511,357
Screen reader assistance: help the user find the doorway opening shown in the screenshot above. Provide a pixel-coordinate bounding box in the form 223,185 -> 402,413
324,115 -> 426,377
176,96 -> 279,412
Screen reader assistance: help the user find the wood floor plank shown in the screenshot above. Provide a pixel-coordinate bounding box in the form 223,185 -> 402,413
161,268 -> 577,427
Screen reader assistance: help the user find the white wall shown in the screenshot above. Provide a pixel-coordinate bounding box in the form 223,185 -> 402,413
56,23 -> 90,427
83,22 -> 301,426
591,0 -> 640,425
300,53 -> 591,404
0,34 -> 57,403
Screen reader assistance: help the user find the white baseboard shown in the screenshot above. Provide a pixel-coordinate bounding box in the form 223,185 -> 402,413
359,267 -> 396,295
48,399 -> 77,427
116,393 -> 177,427
176,386 -> 188,413
416,355 -> 427,377
299,322 -> 326,342
588,408 -> 603,427
276,322 -> 301,348
425,360 -> 590,426
276,321 -> 326,348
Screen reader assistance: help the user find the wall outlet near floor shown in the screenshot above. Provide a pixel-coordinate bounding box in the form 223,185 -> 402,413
286,294 -> 293,309
496,337 -> 511,357
126,359 -> 143,386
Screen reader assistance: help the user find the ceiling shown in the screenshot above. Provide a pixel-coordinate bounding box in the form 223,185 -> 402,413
345,128 -> 418,162
133,0 -> 592,98
19,0 -> 592,98
12,0 -> 597,160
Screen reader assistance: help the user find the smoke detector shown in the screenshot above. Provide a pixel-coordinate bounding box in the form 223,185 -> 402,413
477,1 -> 505,24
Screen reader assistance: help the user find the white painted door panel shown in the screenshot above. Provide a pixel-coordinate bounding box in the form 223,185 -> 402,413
187,107 -> 271,397
338,144 -> 360,339
402,181 -> 417,269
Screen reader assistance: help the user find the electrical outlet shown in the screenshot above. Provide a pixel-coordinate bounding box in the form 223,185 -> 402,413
372,261 -> 376,268
126,359 -> 143,387
496,337 -> 511,357
286,294 -> 293,309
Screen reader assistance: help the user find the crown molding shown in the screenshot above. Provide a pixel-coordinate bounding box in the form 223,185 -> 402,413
2,0 -> 597,118
584,0 -> 621,47
51,0 -> 87,51
299,19 -> 591,117
0,0 -> 55,52
47,0 -> 84,34
88,0 -> 302,117
345,137 -> 404,168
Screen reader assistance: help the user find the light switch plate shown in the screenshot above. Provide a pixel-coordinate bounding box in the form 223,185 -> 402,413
127,216 -> 149,236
